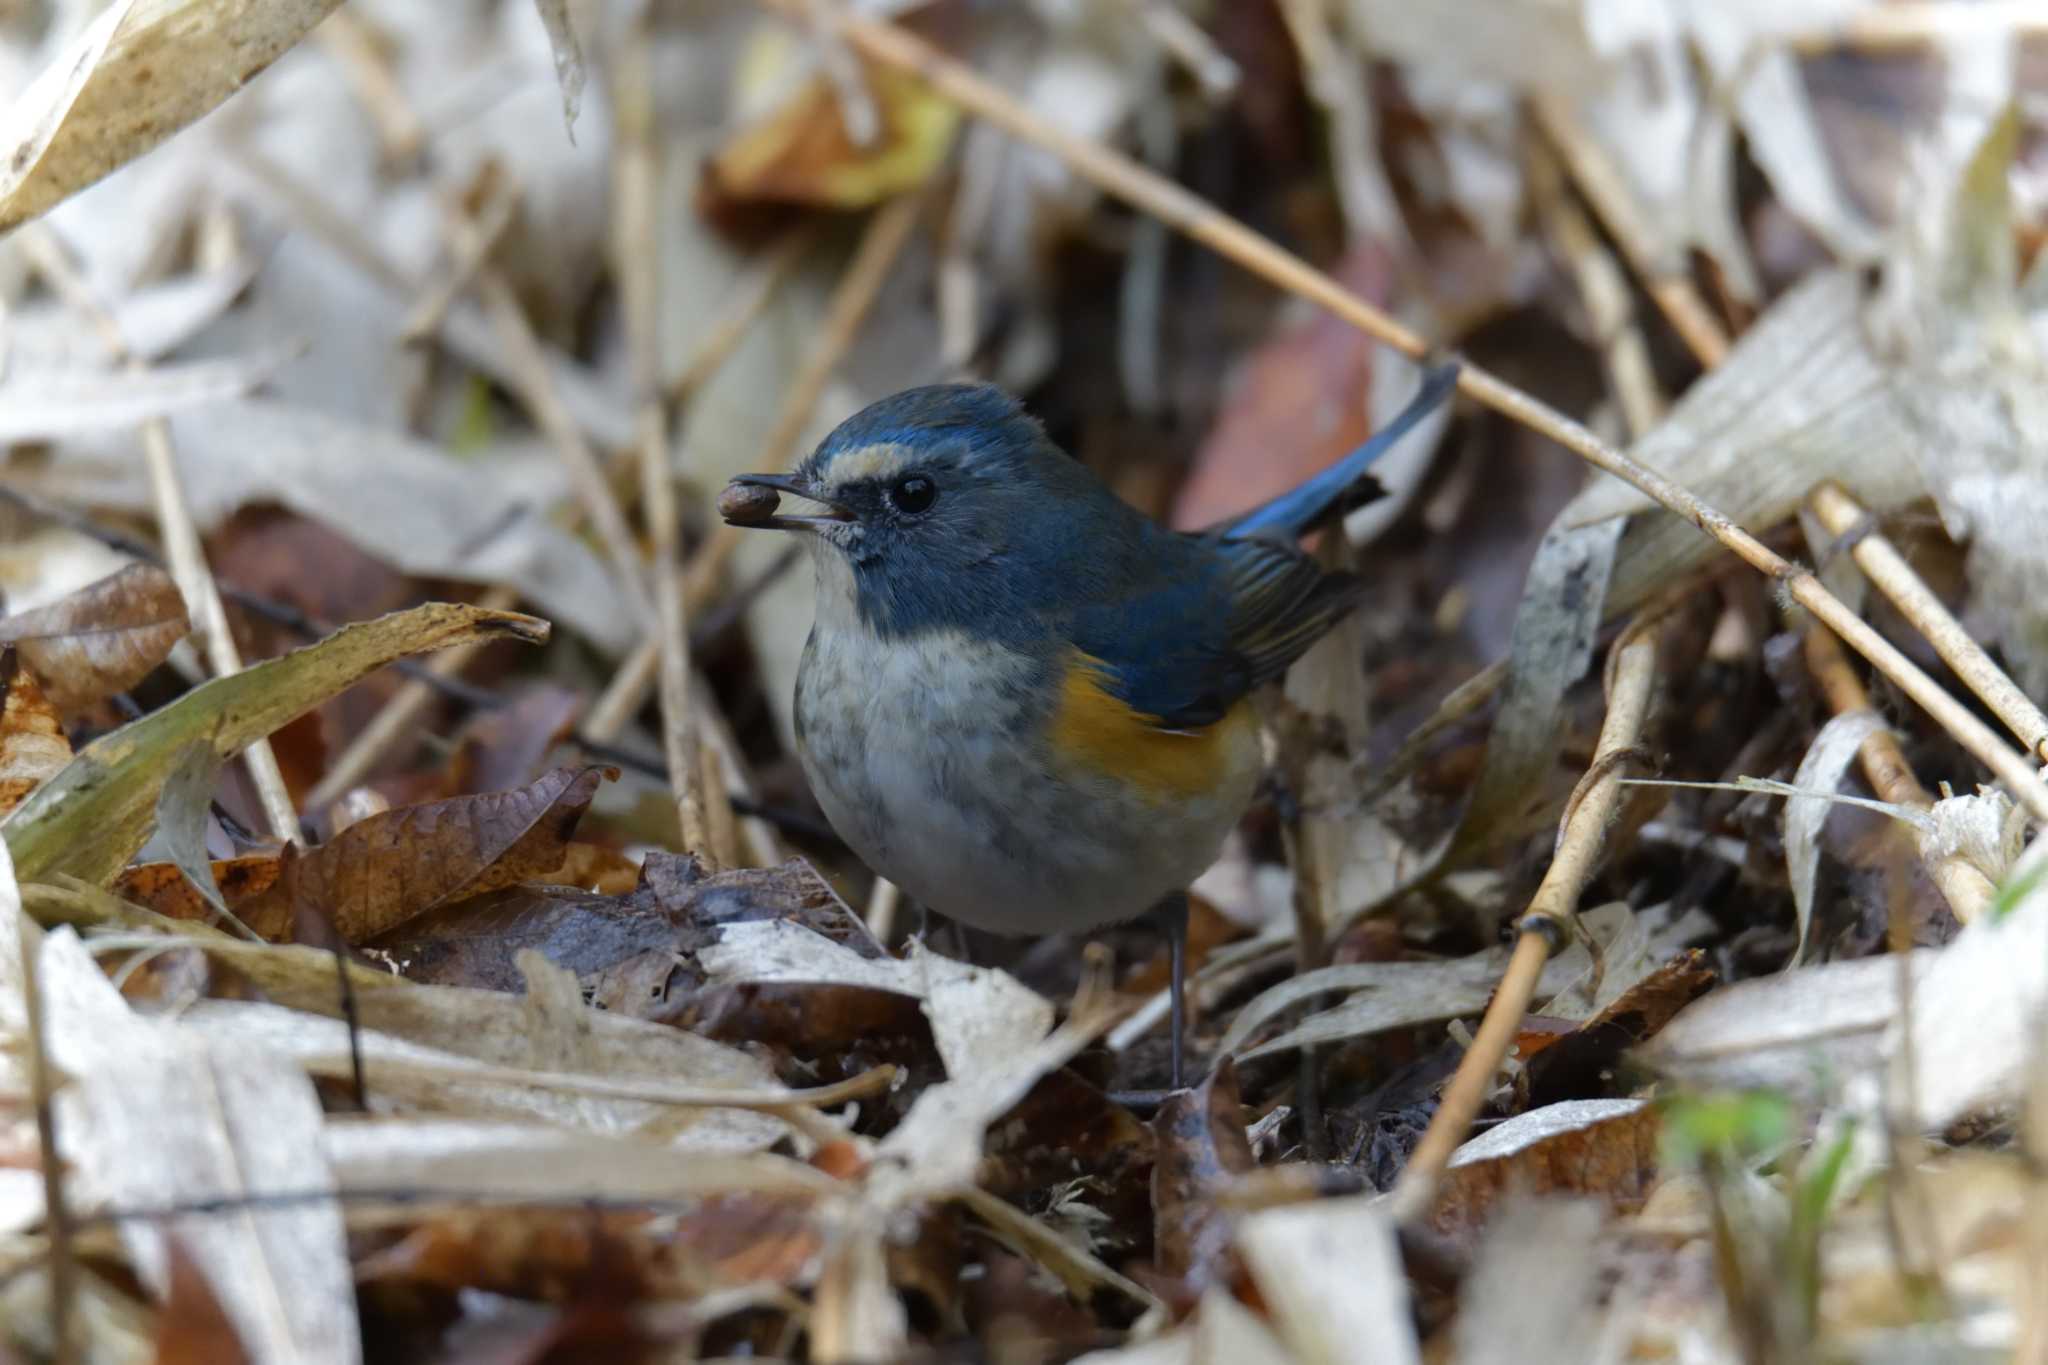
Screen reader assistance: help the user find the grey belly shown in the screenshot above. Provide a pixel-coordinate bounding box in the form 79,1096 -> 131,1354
794,624 -> 1246,937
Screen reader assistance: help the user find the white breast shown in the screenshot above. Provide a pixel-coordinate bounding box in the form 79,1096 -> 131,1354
794,613 -> 1256,938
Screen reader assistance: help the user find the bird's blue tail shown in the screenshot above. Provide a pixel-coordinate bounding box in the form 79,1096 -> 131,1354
1216,360 -> 1460,543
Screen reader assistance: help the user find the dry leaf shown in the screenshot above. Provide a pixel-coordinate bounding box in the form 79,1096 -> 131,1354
0,650 -> 69,820
2,601 -> 549,886
37,929 -> 360,1364
0,0 -> 347,229
0,562 -> 188,713
113,855 -> 280,922
241,765 -> 611,943
1429,1099 -> 1659,1248
705,60 -> 959,209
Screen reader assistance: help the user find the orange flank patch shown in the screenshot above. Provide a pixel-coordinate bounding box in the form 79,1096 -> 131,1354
1050,652 -> 1251,801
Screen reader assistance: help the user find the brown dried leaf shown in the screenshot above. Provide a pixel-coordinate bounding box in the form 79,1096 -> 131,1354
1428,1100 -> 1659,1250
0,0 -> 346,230
356,1207 -> 673,1301
113,855 -> 281,922
0,563 -> 188,713
1169,247 -> 1394,531
1152,1058 -> 1253,1294
704,60 -> 959,209
245,765 -> 612,942
0,649 -> 69,820
1521,950 -> 1719,1106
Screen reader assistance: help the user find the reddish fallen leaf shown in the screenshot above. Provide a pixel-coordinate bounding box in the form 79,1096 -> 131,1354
0,562 -> 189,713
1168,246 -> 1394,531
357,1208 -> 672,1302
1426,1100 -> 1660,1250
236,765 -> 613,942
0,649 -> 70,819
1151,1058 -> 1255,1301
153,1239 -> 252,1365
114,855 -> 283,923
1521,951 -> 1720,1106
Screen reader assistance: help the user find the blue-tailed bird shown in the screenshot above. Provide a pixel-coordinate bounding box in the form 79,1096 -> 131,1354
720,361 -> 1459,1089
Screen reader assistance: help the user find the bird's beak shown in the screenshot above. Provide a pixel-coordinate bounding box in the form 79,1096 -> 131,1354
720,474 -> 854,532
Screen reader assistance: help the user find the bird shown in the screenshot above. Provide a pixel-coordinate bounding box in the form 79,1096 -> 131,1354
719,361 -> 1459,1090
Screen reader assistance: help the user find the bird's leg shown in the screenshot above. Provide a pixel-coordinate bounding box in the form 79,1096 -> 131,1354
1148,891 -> 1191,1091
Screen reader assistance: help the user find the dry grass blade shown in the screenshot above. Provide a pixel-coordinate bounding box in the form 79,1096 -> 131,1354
2,603 -> 549,886
782,0 -> 2048,828
0,563 -> 188,714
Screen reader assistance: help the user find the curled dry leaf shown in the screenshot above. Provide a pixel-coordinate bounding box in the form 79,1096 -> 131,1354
0,651 -> 69,821
1,601 -> 551,886
0,562 -> 188,713
237,765 -> 613,943
0,0 -> 346,230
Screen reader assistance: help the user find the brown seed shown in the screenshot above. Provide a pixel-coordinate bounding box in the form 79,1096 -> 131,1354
718,481 -> 781,525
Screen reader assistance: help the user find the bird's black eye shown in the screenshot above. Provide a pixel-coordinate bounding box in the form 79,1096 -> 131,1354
889,474 -> 938,515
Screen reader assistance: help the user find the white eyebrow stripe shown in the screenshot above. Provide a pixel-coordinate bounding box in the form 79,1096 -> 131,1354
822,443 -> 912,488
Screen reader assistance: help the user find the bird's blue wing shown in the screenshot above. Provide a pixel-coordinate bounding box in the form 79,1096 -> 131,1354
1213,361 -> 1459,542
1069,537 -> 1360,731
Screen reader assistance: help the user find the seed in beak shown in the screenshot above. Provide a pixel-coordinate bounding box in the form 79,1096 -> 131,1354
718,480 -> 782,525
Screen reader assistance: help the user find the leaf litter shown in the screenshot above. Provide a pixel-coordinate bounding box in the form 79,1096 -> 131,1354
0,1 -> 2043,1360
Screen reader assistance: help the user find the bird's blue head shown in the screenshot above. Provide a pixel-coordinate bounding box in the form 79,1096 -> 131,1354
721,383 -> 1145,642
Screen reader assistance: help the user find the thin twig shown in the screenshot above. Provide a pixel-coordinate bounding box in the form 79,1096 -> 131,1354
1389,621 -> 1660,1223
615,17 -> 713,863
767,1 -> 2048,826
1808,481 -> 2048,765
1531,93 -> 1733,370
17,226 -> 301,844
